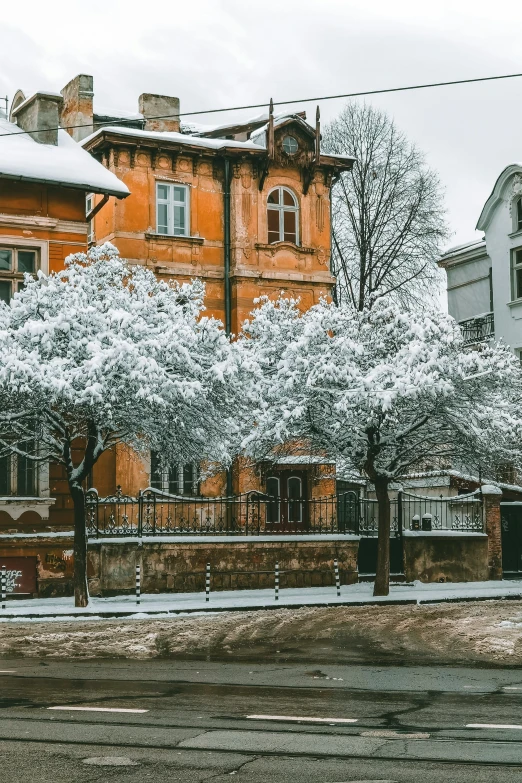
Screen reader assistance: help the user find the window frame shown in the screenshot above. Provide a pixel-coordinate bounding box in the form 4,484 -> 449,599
156,181 -> 190,237
150,452 -> 200,497
86,193 -> 95,245
0,244 -> 40,304
516,198 -> 522,232
512,247 -> 522,301
0,447 -> 38,498
267,186 -> 299,246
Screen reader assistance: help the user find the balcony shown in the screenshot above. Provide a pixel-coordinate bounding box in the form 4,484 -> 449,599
459,312 -> 494,346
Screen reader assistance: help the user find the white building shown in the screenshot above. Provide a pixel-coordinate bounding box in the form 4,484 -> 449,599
439,164 -> 522,358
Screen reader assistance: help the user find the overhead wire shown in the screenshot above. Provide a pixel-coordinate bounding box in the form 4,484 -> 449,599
1,71 -> 522,139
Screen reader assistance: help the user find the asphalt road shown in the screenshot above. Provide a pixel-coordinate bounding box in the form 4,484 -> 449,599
2,658 -> 522,781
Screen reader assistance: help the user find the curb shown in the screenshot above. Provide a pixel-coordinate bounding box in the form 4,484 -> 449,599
3,591 -> 522,619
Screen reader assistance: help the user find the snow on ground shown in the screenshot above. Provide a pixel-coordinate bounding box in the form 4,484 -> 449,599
1,581 -> 522,663
2,579 -> 522,620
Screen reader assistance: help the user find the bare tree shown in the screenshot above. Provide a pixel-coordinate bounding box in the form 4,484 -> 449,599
323,102 -> 448,310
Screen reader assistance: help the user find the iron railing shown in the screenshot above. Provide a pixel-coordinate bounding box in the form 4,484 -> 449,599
85,487 -> 361,537
459,312 -> 494,346
355,491 -> 484,535
400,490 -> 484,532
85,487 -> 484,538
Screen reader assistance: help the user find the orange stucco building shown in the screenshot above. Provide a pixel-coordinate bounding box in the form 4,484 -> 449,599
0,73 -> 354,538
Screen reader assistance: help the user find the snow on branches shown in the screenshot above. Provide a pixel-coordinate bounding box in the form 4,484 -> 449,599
239,295 -> 522,484
0,243 -> 238,480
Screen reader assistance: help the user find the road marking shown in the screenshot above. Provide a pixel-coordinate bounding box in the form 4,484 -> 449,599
467,723 -> 522,730
48,706 -> 148,714
246,714 -> 357,724
504,686 -> 522,690
0,670 -> 16,673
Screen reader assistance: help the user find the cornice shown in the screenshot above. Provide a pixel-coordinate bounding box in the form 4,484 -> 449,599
0,213 -> 87,234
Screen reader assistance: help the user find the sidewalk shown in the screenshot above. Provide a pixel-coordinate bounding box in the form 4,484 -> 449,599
2,579 -> 522,621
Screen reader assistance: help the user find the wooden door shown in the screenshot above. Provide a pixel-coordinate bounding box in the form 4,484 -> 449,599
266,470 -> 308,531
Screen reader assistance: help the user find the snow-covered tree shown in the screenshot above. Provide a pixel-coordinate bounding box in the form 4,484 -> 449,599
0,244 -> 239,607
239,296 -> 522,596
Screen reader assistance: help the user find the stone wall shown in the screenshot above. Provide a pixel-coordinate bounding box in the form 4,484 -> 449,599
87,536 -> 360,596
403,533 -> 489,583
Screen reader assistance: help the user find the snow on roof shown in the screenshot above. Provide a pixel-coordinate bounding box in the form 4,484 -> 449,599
441,237 -> 486,258
83,122 -> 354,166
82,124 -> 267,153
0,117 -> 130,197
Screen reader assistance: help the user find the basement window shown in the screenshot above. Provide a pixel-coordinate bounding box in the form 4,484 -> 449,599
156,182 -> 189,236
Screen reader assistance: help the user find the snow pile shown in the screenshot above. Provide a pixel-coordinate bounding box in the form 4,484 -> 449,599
0,117 -> 129,196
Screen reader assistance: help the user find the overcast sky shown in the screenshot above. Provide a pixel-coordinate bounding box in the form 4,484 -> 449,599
2,0 -> 522,248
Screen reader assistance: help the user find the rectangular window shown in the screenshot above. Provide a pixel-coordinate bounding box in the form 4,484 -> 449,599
86,194 -> 94,245
0,246 -> 39,304
513,249 -> 522,300
156,182 -> 189,236
0,448 -> 37,497
150,451 -> 199,496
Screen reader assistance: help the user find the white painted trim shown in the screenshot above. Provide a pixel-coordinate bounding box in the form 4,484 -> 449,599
0,497 -> 55,520
0,213 -> 87,234
0,236 -> 48,275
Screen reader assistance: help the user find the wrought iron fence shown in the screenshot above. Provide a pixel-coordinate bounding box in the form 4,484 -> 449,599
353,491 -> 484,536
85,486 -> 484,538
85,487 -> 361,537
400,490 -> 484,532
459,312 -> 494,346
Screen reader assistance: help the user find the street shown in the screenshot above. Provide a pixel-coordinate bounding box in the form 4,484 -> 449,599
2,659 -> 522,780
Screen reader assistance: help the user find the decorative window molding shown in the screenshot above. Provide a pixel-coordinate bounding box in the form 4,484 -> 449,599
156,181 -> 190,236
267,186 -> 299,245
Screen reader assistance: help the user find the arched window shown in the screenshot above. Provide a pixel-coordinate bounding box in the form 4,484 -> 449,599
267,187 -> 299,245
517,198 -> 522,232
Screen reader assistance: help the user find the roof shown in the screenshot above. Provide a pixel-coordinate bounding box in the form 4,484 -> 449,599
82,124 -> 266,153
0,117 -> 130,197
476,163 -> 522,231
82,123 -> 355,168
438,238 -> 487,267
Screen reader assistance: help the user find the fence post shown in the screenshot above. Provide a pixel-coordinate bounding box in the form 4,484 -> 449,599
205,562 -> 211,602
274,561 -> 279,601
481,484 -> 503,580
137,490 -> 143,538
1,565 -> 6,610
333,558 -> 341,597
135,563 -> 141,606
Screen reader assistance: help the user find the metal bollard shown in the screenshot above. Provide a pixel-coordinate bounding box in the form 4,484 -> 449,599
205,563 -> 210,602
1,565 -> 6,610
333,558 -> 341,598
274,561 -> 279,601
135,564 -> 141,606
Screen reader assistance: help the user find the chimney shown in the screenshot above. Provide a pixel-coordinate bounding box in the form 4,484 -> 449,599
60,74 -> 94,141
139,93 -> 180,132
12,92 -> 63,145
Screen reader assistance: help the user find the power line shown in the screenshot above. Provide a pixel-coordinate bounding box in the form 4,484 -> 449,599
1,71 -> 522,140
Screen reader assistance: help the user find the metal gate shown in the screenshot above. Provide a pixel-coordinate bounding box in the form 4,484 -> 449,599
501,503 -> 522,577
357,498 -> 403,577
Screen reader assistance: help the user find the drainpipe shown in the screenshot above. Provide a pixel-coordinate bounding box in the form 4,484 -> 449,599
224,157 -> 232,337
223,157 -> 233,497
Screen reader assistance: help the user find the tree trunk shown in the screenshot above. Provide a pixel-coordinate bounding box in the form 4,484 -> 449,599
70,482 -> 89,608
373,475 -> 391,597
